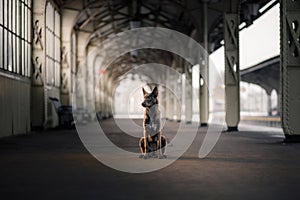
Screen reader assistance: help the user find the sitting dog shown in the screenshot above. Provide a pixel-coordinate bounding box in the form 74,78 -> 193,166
139,86 -> 166,159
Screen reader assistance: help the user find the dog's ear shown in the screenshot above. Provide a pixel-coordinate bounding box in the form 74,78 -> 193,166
142,88 -> 147,96
152,86 -> 158,97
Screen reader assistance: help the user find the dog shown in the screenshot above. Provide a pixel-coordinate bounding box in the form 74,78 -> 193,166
139,86 -> 167,159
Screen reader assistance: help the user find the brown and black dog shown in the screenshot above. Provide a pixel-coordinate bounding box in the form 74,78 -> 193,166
139,86 -> 166,159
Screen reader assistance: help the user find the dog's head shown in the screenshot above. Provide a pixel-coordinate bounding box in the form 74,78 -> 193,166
141,87 -> 158,108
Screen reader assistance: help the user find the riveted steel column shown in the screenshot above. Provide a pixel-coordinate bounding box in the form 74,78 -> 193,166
224,1 -> 240,131
200,2 -> 209,127
185,63 -> 193,124
280,0 -> 300,141
61,9 -> 78,106
76,31 -> 90,111
31,0 -> 47,127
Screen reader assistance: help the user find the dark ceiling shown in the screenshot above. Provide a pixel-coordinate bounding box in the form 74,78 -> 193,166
62,0 -> 277,53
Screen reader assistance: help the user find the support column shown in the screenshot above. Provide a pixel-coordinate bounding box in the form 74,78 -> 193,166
161,85 -> 167,120
61,9 -> 78,106
86,47 -> 97,119
185,64 -> 193,124
76,31 -> 90,111
200,2 -> 209,127
280,0 -> 300,140
165,68 -> 170,120
31,0 -> 46,128
224,1 -> 240,131
175,76 -> 182,122
267,93 -> 272,116
168,76 -> 174,121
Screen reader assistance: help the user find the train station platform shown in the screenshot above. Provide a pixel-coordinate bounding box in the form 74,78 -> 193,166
1,118 -> 300,200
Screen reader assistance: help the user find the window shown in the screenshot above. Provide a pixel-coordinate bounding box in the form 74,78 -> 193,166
0,0 -> 32,76
46,2 -> 61,87
71,32 -> 76,92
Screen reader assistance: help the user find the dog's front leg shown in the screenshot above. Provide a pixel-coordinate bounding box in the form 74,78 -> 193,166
143,130 -> 149,159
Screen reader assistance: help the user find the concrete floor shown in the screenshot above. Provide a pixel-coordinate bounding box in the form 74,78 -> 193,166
1,119 -> 300,200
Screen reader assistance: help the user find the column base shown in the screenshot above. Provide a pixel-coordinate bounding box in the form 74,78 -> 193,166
200,123 -> 208,127
284,135 -> 300,143
227,126 -> 238,132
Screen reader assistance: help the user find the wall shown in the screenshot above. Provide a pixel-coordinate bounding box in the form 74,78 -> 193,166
0,71 -> 30,137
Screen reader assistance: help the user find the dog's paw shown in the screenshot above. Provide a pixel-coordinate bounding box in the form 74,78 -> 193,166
139,154 -> 144,158
158,155 -> 167,159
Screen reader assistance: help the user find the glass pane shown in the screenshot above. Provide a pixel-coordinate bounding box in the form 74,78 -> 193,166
24,41 -> 27,76
55,37 -> 58,61
4,0 -> 7,27
12,0 -> 15,33
8,32 -> 12,71
12,35 -> 15,72
50,59 -> 54,85
16,0 -> 19,36
46,57 -> 49,84
0,0 -> 3,25
0,28 -> 3,69
3,30 -> 7,70
24,5 -> 27,41
51,32 -> 54,58
27,41 -> 31,77
21,39 -> 24,75
8,0 -> 11,30
55,62 -> 60,87
50,5 -> 54,31
21,3 -> 24,38
55,11 -> 60,36
16,36 -> 20,74
28,9 -> 31,43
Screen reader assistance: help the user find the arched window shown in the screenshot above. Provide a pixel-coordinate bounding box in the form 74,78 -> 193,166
45,1 -> 61,87
0,0 -> 32,76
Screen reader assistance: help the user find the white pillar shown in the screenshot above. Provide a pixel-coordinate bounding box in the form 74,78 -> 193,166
224,1 -> 240,131
31,0 -> 47,127
185,64 -> 193,124
200,2 -> 209,127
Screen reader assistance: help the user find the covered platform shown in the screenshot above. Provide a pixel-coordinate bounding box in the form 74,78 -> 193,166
1,118 -> 300,199
1,0 -> 300,199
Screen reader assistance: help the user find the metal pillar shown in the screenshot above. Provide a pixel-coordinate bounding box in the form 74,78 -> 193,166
224,1 -> 240,131
267,93 -> 272,116
200,2 -> 209,127
76,31 -> 90,111
280,0 -> 300,141
31,1 -> 46,127
61,9 -> 78,106
168,76 -> 174,121
176,76 -> 182,122
185,64 -> 193,124
161,85 -> 167,120
165,68 -> 173,120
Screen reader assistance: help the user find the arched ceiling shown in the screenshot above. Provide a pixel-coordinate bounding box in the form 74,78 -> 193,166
62,0 -> 276,52
103,49 -> 174,84
60,0 -> 278,90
